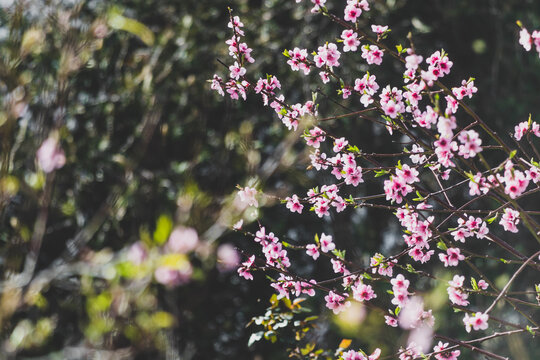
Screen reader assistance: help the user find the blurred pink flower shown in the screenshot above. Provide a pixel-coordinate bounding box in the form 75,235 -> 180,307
154,263 -> 192,287
217,243 -> 240,272
127,241 -> 147,265
36,137 -> 65,173
167,226 -> 199,253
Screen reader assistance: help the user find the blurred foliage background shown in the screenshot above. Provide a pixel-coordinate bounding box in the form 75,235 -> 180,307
0,0 -> 539,359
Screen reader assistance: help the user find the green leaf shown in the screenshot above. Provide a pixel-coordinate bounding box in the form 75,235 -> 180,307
107,7 -> 155,46
374,169 -> 389,178
526,325 -> 535,335
153,214 -> 173,245
470,277 -> 479,291
436,240 -> 448,251
282,49 -> 290,57
406,264 -> 417,274
509,150 -> 517,159
301,343 -> 316,356
486,213 -> 498,224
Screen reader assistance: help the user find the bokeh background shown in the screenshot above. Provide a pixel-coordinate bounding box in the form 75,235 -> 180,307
0,0 -> 539,359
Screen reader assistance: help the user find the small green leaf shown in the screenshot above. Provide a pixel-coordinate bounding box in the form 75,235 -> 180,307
486,213 -> 498,224
301,343 -> 316,355
374,169 -> 389,178
470,277 -> 479,291
406,264 -> 417,274
436,240 -> 448,251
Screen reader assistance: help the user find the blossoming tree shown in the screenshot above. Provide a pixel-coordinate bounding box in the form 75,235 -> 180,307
213,1 -> 540,359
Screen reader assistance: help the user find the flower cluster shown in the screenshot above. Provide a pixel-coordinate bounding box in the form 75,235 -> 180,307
215,5 -> 540,360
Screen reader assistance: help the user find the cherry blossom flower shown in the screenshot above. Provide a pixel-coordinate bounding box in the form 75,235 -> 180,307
463,312 -> 489,332
325,291 -> 351,314
477,279 -> 489,290
238,186 -> 258,207
433,341 -> 460,360
286,194 -> 304,214
306,244 -> 320,260
167,226 -> 199,253
287,47 -> 310,74
37,137 -> 66,173
499,207 -> 520,232
217,244 -> 241,272
371,24 -> 388,35
361,44 -> 383,65
341,29 -> 360,52
314,42 -> 341,68
352,282 -> 377,302
385,315 -> 398,327
320,233 -> 335,252
439,248 -> 465,267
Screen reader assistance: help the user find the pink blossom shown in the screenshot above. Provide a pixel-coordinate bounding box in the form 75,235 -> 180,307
514,121 -> 529,140
217,243 -> 241,272
314,42 -> 341,68
341,29 -> 360,52
233,219 -> 243,230
127,242 -> 147,265
36,137 -> 66,173
499,207 -> 520,232
391,274 -> 410,293
286,194 -> 304,214
320,233 -> 335,252
324,291 -> 351,314
229,61 -> 246,80
398,342 -> 421,360
310,0 -> 326,13
167,226 -> 199,253
409,144 -> 426,164
439,248 -> 465,267
371,24 -> 388,35
237,255 -> 255,280
519,28 -> 532,51
433,341 -> 460,360
361,44 -> 383,65
155,265 -> 192,287
305,126 -> 326,148
333,137 -> 349,152
342,350 -> 366,360
287,47 -> 310,74
457,130 -> 482,159
319,71 -> 330,83
463,312 -> 489,332
331,258 -> 346,273
306,244 -> 320,260
452,79 -> 477,100
385,315 -> 398,327
477,279 -> 489,290
352,282 -> 377,302
238,186 -> 258,207
211,74 -> 224,96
